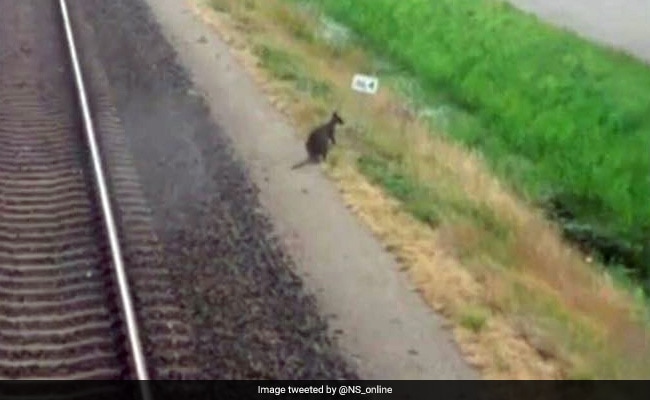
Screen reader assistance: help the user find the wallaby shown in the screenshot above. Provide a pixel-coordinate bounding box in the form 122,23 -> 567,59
291,111 -> 344,170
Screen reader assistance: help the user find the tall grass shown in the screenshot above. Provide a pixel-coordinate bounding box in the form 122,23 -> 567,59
294,0 -> 650,286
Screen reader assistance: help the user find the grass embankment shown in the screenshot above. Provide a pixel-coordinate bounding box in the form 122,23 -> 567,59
196,0 -> 650,378
302,0 -> 650,290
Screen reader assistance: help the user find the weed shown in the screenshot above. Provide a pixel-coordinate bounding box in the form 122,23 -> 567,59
209,0 -> 230,12
460,306 -> 489,333
254,45 -> 300,80
271,4 -> 315,43
357,155 -> 441,227
254,44 -> 332,99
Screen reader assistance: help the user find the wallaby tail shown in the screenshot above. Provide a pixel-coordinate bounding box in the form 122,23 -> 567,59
291,158 -> 313,170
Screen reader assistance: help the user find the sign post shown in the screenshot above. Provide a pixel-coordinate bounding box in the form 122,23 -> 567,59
351,73 -> 379,95
350,73 -> 379,142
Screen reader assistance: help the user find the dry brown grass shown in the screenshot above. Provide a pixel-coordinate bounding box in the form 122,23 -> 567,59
190,0 -> 650,379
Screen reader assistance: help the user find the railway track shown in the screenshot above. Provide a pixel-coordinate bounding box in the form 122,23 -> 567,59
0,0 -> 198,380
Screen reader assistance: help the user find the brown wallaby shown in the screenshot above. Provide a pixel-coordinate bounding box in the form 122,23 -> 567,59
291,111 -> 344,170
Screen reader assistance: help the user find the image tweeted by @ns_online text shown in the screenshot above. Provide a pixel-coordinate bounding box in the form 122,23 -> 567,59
258,383 -> 393,396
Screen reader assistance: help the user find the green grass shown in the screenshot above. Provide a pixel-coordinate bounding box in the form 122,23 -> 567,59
358,155 -> 441,228
291,0 -> 650,287
209,0 -> 229,12
357,154 -> 511,241
254,44 -> 333,99
459,305 -> 489,333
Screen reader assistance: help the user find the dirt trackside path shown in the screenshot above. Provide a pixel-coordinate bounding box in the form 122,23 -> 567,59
508,0 -> 650,63
142,0 -> 478,379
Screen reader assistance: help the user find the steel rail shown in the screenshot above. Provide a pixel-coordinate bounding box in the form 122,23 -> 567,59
57,0 -> 151,386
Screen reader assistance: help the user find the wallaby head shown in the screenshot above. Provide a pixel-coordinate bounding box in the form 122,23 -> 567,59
331,111 -> 344,126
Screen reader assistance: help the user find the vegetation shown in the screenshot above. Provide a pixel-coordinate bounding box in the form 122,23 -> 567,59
296,0 -> 650,290
201,0 -> 650,379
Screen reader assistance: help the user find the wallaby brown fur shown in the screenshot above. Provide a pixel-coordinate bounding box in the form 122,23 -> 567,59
291,111 -> 344,170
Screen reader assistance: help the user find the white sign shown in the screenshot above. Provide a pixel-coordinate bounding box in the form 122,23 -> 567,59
351,73 -> 379,95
